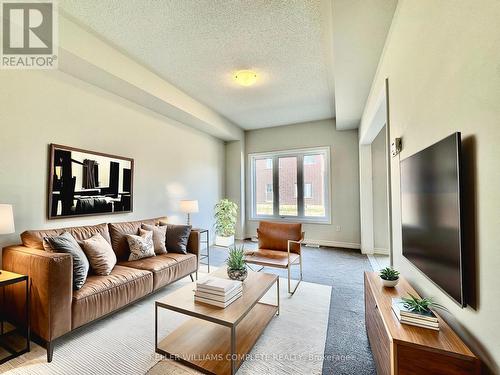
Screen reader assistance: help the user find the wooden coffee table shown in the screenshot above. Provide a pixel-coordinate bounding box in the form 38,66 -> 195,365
155,268 -> 279,375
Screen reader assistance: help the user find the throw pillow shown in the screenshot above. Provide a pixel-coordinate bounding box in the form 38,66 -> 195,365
160,222 -> 192,254
126,229 -> 155,261
81,233 -> 117,276
141,224 -> 167,255
44,232 -> 89,290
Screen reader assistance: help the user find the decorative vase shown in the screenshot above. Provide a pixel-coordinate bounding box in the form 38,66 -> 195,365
227,267 -> 247,281
215,235 -> 235,247
381,278 -> 399,288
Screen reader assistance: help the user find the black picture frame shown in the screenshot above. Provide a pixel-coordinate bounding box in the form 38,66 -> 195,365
48,144 -> 134,219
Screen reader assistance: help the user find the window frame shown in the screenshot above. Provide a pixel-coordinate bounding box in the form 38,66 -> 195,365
249,146 -> 331,224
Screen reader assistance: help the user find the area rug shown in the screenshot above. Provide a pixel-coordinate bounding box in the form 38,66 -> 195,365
0,274 -> 331,375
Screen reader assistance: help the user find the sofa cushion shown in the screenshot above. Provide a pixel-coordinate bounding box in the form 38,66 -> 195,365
71,265 -> 153,329
44,232 -> 90,290
160,223 -> 191,254
81,233 -> 117,276
119,253 -> 196,290
126,229 -> 155,261
21,223 -> 111,250
141,224 -> 167,255
108,218 -> 166,260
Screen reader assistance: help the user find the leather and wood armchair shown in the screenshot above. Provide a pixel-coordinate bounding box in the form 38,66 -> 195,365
244,221 -> 304,294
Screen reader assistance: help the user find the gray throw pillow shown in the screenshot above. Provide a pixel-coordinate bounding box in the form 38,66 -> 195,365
141,224 -> 167,255
126,229 -> 156,261
81,233 -> 117,276
160,222 -> 191,254
44,232 -> 89,290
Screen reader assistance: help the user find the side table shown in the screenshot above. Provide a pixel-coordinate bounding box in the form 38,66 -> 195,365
193,228 -> 210,273
0,270 -> 30,364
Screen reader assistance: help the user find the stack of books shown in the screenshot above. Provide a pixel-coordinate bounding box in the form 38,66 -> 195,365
391,298 -> 439,331
194,277 -> 243,308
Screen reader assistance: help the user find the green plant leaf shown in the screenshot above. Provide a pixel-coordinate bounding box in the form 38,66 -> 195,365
214,199 -> 238,236
226,245 -> 246,270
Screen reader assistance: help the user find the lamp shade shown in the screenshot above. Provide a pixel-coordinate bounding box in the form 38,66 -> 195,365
0,204 -> 15,235
180,200 -> 199,214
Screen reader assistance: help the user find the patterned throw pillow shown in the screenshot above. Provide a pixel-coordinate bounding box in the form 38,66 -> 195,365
141,224 -> 167,255
126,229 -> 155,261
81,233 -> 117,276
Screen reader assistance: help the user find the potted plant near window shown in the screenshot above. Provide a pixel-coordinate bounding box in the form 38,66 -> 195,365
226,245 -> 247,281
379,267 -> 400,287
214,199 -> 238,247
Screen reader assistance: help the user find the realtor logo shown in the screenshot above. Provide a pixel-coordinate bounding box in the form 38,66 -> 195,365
1,0 -> 58,69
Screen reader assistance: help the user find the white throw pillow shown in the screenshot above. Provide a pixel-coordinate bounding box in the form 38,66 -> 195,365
126,229 -> 155,261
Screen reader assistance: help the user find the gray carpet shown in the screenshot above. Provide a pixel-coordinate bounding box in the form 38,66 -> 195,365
207,242 -> 376,375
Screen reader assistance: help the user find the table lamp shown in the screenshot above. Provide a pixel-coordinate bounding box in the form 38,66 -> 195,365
180,200 -> 198,226
0,204 -> 15,275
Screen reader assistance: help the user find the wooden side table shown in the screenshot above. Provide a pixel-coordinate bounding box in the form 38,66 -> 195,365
193,229 -> 210,273
0,270 -> 30,364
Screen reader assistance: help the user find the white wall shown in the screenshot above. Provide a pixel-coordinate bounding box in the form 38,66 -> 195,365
225,140 -> 245,239
245,119 -> 360,247
360,1 -> 500,371
0,70 -> 225,255
371,126 -> 389,253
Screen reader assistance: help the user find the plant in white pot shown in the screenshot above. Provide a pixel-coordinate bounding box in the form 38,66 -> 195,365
214,199 -> 238,247
379,267 -> 400,287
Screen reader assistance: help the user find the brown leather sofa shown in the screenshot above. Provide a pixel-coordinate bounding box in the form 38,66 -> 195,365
1,217 -> 199,362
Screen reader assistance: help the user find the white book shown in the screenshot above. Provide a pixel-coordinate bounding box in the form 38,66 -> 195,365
196,283 -> 242,297
196,277 -> 242,293
392,305 -> 440,329
400,319 -> 440,331
195,287 -> 243,302
392,298 -> 438,322
195,291 -> 242,308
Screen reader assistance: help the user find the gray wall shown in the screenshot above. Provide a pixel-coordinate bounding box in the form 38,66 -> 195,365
0,70 -> 225,257
371,126 -> 389,253
360,0 -> 500,371
245,119 -> 360,247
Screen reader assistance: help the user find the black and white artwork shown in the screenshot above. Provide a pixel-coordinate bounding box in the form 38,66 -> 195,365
48,144 -> 133,219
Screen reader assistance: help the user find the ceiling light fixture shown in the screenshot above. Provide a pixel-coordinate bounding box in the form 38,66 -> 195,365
234,70 -> 258,87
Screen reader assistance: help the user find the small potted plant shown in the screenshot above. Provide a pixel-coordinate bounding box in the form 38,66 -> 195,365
226,245 -> 247,281
400,293 -> 447,314
214,199 -> 238,247
379,267 -> 400,287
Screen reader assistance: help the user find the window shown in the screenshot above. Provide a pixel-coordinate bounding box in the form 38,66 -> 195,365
250,147 -> 330,223
304,183 -> 312,199
265,183 -> 273,202
254,158 -> 274,215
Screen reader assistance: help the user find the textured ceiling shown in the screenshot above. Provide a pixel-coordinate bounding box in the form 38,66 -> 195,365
59,0 -> 335,130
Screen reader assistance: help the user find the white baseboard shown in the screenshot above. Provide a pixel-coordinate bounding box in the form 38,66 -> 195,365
242,235 -> 361,250
374,247 -> 390,255
303,239 -> 361,250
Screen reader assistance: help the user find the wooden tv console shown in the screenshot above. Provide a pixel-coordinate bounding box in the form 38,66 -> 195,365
364,272 -> 480,374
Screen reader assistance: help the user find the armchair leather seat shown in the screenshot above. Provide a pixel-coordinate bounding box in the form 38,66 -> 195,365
118,253 -> 196,290
244,249 -> 300,268
72,265 -> 153,329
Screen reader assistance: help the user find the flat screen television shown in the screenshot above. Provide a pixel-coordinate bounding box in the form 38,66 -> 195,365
400,132 -> 465,306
